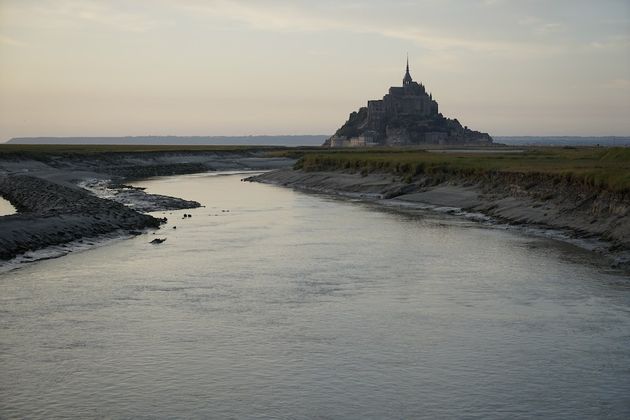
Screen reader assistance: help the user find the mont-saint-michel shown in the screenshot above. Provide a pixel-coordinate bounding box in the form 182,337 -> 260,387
325,59 -> 492,148
2,0 -> 630,418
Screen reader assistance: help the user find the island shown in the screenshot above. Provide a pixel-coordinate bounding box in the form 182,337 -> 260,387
325,58 -> 493,147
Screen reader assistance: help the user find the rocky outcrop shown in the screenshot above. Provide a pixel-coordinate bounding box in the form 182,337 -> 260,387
324,61 -> 492,147
325,110 -> 492,148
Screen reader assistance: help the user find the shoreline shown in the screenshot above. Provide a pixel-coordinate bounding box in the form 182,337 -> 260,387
0,149 -> 295,266
0,175 -> 163,261
2,146 -> 628,273
247,169 -> 630,271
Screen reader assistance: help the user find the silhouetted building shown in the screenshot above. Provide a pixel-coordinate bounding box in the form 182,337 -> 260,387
325,58 -> 492,147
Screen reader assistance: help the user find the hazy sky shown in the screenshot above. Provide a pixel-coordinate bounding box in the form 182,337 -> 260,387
1,0 -> 629,140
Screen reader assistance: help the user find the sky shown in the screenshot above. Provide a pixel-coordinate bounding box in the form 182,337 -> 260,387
0,0 -> 629,141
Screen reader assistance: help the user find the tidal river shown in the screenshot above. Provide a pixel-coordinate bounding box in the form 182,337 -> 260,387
1,172 -> 629,418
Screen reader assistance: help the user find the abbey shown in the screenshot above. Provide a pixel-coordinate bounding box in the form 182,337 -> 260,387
325,59 -> 492,147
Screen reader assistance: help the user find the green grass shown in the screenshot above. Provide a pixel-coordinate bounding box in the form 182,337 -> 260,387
291,147 -> 630,193
2,144 -> 628,193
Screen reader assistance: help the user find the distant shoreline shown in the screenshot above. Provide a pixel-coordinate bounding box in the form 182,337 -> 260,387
4,135 -> 330,146
4,135 -> 630,147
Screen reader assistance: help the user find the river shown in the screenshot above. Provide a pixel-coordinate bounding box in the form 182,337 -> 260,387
1,172 -> 629,418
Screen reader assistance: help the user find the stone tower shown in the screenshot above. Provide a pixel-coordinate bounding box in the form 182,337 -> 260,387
403,56 -> 413,86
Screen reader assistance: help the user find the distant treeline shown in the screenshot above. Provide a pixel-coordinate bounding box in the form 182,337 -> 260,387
7,134 -> 630,147
6,135 -> 329,146
6,135 -> 630,147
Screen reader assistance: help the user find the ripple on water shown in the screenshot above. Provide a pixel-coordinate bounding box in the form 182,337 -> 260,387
0,172 -> 629,419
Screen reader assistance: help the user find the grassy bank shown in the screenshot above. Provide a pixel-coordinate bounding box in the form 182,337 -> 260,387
291,147 -> 630,193
2,144 -> 628,193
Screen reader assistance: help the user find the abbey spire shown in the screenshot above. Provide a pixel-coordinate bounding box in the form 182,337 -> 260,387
403,55 -> 413,86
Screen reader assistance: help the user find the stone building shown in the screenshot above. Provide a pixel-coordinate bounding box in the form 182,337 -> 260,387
368,59 -> 439,125
325,58 -> 492,147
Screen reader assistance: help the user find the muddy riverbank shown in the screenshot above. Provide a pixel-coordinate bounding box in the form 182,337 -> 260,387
0,149 -> 294,261
249,169 -> 630,269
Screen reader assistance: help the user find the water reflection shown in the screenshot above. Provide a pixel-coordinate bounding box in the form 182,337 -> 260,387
0,172 -> 628,419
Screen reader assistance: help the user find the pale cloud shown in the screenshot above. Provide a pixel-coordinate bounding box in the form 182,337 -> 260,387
7,0 -> 170,33
534,22 -> 566,35
1,0 -> 628,139
518,16 -> 566,35
603,78 -> 630,89
370,26 -> 552,55
518,16 -> 542,26
65,3 -> 168,33
0,35 -> 25,46
583,35 -> 630,52
174,0 -> 558,56
0,0 -> 609,57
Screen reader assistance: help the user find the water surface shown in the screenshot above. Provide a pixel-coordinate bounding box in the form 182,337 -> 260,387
1,172 -> 629,418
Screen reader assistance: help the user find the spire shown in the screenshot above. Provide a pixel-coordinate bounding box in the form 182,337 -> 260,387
403,54 -> 413,86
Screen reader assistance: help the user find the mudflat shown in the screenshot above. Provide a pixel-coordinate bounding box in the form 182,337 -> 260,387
0,146 -> 295,261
